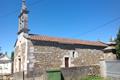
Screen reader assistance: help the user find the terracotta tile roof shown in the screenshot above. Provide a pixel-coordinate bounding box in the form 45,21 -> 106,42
27,34 -> 107,47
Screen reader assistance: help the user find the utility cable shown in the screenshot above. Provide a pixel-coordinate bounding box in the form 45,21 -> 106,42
79,17 -> 120,36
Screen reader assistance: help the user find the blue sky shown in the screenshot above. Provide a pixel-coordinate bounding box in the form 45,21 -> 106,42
0,0 -> 120,56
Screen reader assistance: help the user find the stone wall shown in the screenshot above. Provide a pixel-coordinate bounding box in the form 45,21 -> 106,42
61,65 -> 100,80
104,52 -> 116,60
31,41 -> 104,67
14,42 -> 26,73
26,41 -> 105,80
13,72 -> 24,80
72,48 -> 104,66
105,60 -> 120,80
13,42 -> 27,80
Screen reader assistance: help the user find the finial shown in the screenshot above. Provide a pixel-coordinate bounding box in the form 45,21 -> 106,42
22,0 -> 27,11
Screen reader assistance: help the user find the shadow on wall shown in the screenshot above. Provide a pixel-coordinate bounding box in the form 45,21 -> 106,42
61,73 -> 64,80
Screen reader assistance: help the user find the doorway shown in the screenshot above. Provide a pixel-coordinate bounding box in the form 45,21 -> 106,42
65,57 -> 69,68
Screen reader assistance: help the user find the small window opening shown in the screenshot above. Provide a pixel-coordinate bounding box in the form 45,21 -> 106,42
73,51 -> 75,58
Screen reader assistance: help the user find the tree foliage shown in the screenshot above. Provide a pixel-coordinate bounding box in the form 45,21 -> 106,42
115,29 -> 120,59
11,51 -> 14,61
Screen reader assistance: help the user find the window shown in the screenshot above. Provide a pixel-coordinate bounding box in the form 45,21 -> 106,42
73,51 -> 75,58
72,51 -> 78,58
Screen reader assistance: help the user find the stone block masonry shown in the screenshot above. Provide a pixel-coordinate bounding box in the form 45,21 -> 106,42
26,41 -> 105,80
61,65 -> 100,80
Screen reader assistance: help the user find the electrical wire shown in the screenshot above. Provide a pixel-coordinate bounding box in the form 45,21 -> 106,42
79,17 -> 120,36
0,0 -> 120,36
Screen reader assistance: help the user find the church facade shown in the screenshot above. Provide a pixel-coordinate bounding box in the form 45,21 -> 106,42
13,0 -> 112,80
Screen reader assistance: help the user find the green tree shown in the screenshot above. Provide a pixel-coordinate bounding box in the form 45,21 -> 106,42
115,29 -> 120,59
11,51 -> 14,61
11,51 -> 14,73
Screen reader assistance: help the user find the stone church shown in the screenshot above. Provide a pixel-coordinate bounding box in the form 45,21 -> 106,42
13,0 -> 115,80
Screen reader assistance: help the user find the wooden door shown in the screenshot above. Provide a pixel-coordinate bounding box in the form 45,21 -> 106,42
65,57 -> 69,68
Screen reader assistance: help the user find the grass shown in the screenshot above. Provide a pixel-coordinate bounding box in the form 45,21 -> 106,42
81,76 -> 109,80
